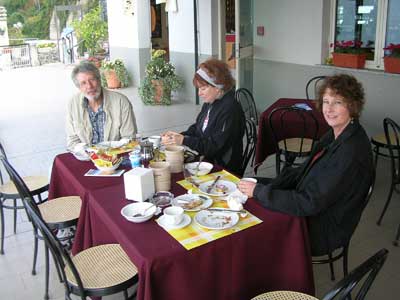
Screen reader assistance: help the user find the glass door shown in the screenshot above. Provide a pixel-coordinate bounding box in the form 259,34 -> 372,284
235,0 -> 254,91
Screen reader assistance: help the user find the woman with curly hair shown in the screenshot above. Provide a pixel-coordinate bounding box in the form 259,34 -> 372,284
238,73 -> 374,256
162,58 -> 245,174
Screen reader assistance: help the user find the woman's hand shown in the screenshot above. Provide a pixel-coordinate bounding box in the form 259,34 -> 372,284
161,131 -> 184,146
238,180 -> 256,198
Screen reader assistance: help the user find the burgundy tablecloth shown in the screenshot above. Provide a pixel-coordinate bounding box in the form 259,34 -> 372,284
49,153 -> 315,300
254,98 -> 330,172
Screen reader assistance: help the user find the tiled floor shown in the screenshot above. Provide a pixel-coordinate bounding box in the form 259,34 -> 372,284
1,64 -> 399,299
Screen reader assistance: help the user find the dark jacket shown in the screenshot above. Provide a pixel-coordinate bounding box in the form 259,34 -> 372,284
253,120 -> 374,255
182,89 -> 245,174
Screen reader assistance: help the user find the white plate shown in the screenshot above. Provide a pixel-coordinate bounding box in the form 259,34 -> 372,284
72,151 -> 90,161
121,202 -> 157,223
194,210 -> 239,230
158,214 -> 191,230
171,194 -> 213,211
198,180 -> 237,197
184,162 -> 213,176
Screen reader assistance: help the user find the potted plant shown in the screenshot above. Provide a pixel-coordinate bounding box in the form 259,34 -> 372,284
100,59 -> 131,89
72,6 -> 108,64
383,43 -> 400,74
330,40 -> 368,69
139,50 -> 184,105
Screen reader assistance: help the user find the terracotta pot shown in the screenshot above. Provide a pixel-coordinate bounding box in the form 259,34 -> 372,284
151,79 -> 171,104
383,56 -> 400,74
104,70 -> 121,89
332,53 -> 367,69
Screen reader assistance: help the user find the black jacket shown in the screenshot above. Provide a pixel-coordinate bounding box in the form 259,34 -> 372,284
182,90 -> 245,174
254,120 -> 374,255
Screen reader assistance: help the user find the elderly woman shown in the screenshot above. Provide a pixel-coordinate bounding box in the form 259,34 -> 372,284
238,74 -> 374,256
66,61 -> 137,151
162,58 -> 245,174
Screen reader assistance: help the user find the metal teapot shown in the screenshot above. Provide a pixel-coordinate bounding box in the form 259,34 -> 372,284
139,140 -> 154,166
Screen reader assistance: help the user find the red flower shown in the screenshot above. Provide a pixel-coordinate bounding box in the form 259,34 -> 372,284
383,43 -> 400,58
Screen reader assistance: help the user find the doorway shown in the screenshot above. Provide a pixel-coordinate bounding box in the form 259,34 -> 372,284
151,0 -> 169,60
219,0 -> 254,91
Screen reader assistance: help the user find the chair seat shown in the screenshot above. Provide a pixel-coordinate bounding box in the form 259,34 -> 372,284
371,133 -> 396,147
65,244 -> 138,289
38,196 -> 81,224
0,175 -> 48,195
278,138 -> 313,153
252,291 -> 319,300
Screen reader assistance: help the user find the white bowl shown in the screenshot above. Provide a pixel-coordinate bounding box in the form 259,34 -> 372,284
121,202 -> 157,223
93,158 -> 122,172
185,162 -> 213,176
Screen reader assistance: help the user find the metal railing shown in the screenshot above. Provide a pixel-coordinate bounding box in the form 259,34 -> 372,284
0,44 -> 32,69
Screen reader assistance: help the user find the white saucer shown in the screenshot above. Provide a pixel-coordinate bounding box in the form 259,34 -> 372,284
158,214 -> 191,230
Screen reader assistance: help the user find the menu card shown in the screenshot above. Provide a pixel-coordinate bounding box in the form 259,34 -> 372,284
84,169 -> 125,177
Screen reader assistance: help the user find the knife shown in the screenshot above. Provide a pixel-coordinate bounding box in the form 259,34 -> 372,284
205,208 -> 247,214
206,175 -> 221,193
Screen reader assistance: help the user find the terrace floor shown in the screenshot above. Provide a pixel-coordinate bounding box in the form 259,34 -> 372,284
0,63 -> 399,299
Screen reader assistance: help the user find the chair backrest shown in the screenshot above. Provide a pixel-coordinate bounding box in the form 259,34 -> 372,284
0,155 -> 87,299
239,118 -> 257,176
0,141 -> 6,185
235,88 -> 258,125
268,106 -> 319,155
306,75 -> 326,100
0,155 -> 40,213
322,248 -> 389,300
24,195 -> 88,299
383,117 -> 400,183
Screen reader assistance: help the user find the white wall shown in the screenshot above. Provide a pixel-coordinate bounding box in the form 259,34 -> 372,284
168,0 -> 194,53
168,0 -> 217,56
253,0 -> 325,65
107,0 -> 151,49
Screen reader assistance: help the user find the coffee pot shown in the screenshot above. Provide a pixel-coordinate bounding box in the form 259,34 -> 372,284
139,141 -> 154,166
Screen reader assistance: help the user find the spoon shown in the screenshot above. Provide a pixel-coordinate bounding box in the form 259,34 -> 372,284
195,155 -> 205,175
132,204 -> 155,217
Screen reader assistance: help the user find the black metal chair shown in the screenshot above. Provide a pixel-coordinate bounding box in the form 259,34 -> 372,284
268,106 -> 319,175
1,155 -> 82,300
251,248 -> 388,300
312,169 -> 376,281
0,142 -> 49,255
306,75 -> 326,101
376,117 -> 400,246
238,118 -> 257,176
22,188 -> 138,300
235,87 -> 259,125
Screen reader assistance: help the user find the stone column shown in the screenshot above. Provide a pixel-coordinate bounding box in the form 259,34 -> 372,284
0,6 -> 10,46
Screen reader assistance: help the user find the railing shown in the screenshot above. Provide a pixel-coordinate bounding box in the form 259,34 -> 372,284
0,44 -> 32,69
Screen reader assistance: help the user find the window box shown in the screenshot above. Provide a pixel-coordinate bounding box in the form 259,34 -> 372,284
332,53 -> 367,69
383,57 -> 400,74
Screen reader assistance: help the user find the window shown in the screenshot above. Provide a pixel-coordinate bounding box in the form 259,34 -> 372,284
331,0 -> 400,69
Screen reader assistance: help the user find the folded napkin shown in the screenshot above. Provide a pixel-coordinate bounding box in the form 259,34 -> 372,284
226,190 -> 248,211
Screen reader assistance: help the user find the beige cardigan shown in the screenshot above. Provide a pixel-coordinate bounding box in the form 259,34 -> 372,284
66,88 -> 137,150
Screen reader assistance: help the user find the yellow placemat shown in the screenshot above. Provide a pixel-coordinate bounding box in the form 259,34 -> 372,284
156,206 -> 262,250
157,170 -> 263,250
177,169 -> 240,192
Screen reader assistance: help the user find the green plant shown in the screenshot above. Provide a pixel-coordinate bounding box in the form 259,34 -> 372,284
139,50 -> 184,105
384,43 -> 400,58
100,59 -> 131,88
37,42 -> 56,48
72,6 -> 108,56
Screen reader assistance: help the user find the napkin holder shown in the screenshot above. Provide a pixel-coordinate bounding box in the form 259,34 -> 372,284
124,168 -> 155,201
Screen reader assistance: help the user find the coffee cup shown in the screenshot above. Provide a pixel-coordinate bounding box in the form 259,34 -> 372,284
148,135 -> 161,148
163,206 -> 184,225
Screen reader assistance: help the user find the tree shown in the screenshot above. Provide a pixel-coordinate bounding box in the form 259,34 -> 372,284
72,6 -> 108,56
